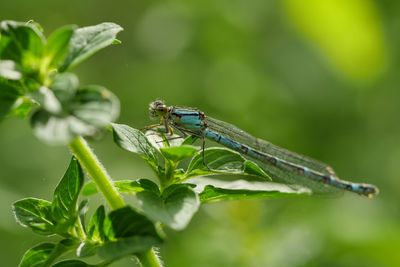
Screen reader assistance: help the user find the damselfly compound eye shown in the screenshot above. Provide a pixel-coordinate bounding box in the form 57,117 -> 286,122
149,100 -> 168,119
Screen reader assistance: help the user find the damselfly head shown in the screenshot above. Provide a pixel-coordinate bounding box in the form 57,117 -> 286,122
149,100 -> 168,119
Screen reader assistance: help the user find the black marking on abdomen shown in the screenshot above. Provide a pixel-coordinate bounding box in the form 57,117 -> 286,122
240,144 -> 249,153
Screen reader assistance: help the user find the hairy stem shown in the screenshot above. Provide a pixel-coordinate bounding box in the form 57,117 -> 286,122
137,249 -> 164,267
69,136 -> 162,267
69,136 -> 125,209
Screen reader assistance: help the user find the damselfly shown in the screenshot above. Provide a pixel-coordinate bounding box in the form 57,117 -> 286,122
148,100 -> 379,198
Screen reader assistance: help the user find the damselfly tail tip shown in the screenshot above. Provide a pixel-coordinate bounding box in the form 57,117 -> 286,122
363,184 -> 379,199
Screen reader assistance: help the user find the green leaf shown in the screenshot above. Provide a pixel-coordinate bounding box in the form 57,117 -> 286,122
0,79 -> 20,120
30,109 -> 97,145
76,242 -> 98,258
0,20 -> 45,70
9,96 -> 36,118
70,85 -> 119,127
114,180 -> 147,194
112,123 -> 160,169
243,160 -> 270,179
144,129 -> 185,149
87,206 -> 106,242
52,157 -> 84,224
133,180 -> 200,230
19,239 -> 75,267
82,180 -> 145,196
112,39 -> 122,45
97,206 -> 162,260
77,199 -> 89,234
30,86 -> 62,114
0,60 -> 22,80
185,147 -> 270,180
103,206 -> 161,240
44,25 -> 75,70
79,205 -> 162,260
50,73 -> 78,104
52,260 -> 92,267
182,135 -> 199,145
97,236 -> 161,261
133,179 -> 160,192
12,197 -> 55,235
160,145 -> 199,162
81,182 -> 99,196
60,22 -> 123,71
19,243 -> 56,267
189,177 -> 310,203
30,84 -> 117,145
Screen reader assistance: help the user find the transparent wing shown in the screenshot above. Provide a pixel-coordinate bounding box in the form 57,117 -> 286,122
205,116 -> 341,194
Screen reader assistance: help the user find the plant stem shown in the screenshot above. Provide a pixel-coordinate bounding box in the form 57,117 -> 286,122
69,136 -> 163,267
137,249 -> 163,267
69,136 -> 125,210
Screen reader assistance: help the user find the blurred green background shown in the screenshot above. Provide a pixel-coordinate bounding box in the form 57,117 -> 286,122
1,0 -> 399,266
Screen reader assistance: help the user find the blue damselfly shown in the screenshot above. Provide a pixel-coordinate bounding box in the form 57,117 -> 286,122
148,100 -> 379,197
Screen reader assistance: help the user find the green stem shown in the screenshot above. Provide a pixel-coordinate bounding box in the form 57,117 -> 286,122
69,136 -> 163,267
69,136 -> 125,209
137,249 -> 163,267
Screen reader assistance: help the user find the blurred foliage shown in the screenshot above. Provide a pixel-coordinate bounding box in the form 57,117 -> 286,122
0,0 -> 399,267
283,0 -> 387,82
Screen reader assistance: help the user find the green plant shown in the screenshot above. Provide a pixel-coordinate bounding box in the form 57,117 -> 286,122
1,21 -> 306,267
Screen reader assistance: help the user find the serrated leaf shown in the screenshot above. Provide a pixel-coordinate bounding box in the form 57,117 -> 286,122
97,236 -> 161,261
52,260 -> 91,267
99,206 -> 162,258
52,157 -> 84,224
104,206 -> 161,240
112,123 -> 156,155
133,180 -> 200,230
44,25 -> 75,70
112,123 -> 160,169
189,177 -> 311,203
13,197 -> 55,235
19,239 -> 75,267
60,22 -> 123,71
160,145 -> 199,162
70,85 -> 119,127
79,205 -> 162,260
0,20 -> 45,70
185,147 -> 269,179
186,147 -> 244,175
